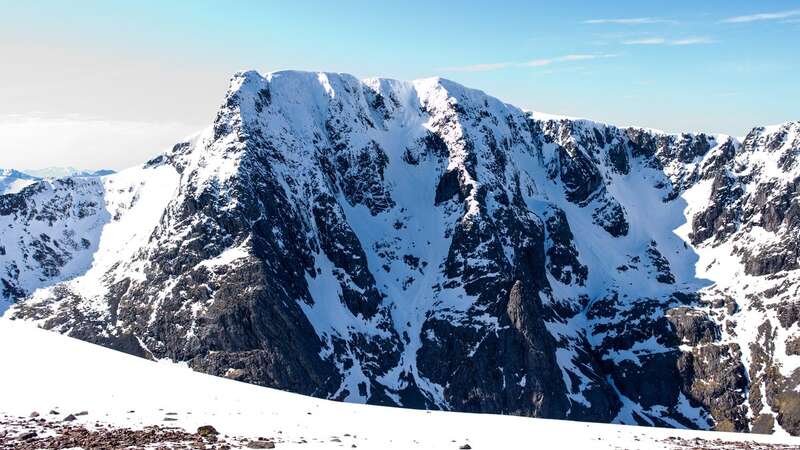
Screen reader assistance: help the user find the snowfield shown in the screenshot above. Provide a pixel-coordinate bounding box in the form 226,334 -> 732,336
0,320 -> 797,449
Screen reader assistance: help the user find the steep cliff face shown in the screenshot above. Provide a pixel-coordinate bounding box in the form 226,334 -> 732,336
2,70 -> 799,434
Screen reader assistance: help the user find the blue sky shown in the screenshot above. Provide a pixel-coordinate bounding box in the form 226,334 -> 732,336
1,1 -> 798,169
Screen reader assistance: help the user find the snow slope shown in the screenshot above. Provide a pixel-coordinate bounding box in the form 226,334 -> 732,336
0,320 -> 797,449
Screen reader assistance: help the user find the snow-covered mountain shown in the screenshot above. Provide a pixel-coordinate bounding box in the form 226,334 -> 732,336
2,69 -> 799,436
0,168 -> 38,195
22,166 -> 115,179
0,167 -> 116,195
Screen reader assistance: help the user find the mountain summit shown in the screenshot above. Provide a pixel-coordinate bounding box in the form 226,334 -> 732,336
2,70 -> 799,434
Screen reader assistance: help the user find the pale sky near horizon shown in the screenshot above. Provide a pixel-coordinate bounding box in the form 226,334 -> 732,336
1,1 -> 799,171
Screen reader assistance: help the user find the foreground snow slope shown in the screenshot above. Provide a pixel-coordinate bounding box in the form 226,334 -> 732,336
0,320 -> 797,449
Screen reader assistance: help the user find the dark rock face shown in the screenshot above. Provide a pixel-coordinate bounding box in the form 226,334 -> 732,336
690,172 -> 743,245
667,308 -> 719,346
3,70 -> 800,436
646,242 -> 675,284
678,344 -> 748,432
752,413 -> 776,434
615,352 -> 683,409
555,145 -> 603,206
785,336 -> 800,356
740,178 -> 800,276
501,281 -> 569,417
543,208 -> 587,286
592,199 -> 629,237
607,142 -> 630,175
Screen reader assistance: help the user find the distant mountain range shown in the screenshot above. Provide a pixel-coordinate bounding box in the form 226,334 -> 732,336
22,167 -> 116,179
0,169 -> 38,195
0,167 -> 115,194
1,69 -> 799,436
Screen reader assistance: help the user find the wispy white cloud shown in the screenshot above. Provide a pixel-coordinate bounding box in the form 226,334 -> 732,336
622,38 -> 667,45
438,62 -> 516,72
623,36 -> 717,46
670,37 -> 717,45
583,17 -> 675,25
440,54 -> 616,73
523,54 -> 615,67
722,9 -> 800,23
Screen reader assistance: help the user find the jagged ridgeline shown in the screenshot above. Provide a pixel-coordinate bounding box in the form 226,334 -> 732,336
2,70 -> 799,434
